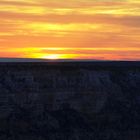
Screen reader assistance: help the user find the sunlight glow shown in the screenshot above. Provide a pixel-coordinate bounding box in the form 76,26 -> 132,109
42,54 -> 60,60
41,54 -> 78,60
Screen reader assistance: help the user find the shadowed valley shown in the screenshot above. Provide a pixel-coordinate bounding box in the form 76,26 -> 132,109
0,61 -> 140,140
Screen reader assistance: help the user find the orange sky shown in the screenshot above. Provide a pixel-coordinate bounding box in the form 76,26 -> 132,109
0,0 -> 140,60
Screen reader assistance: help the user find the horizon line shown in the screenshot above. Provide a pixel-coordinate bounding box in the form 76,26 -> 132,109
0,57 -> 139,62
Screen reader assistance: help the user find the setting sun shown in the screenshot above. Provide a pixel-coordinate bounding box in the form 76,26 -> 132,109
41,54 -> 78,60
42,54 -> 61,60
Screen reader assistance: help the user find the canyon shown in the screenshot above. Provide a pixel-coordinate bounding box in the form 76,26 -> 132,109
0,61 -> 140,140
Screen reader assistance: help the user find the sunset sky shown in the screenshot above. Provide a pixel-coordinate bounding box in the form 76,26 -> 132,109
0,0 -> 140,60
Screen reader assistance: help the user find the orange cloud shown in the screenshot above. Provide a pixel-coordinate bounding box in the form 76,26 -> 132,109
0,0 -> 139,60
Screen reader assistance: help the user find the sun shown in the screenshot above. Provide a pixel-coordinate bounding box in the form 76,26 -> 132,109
39,54 -> 78,60
42,54 -> 64,60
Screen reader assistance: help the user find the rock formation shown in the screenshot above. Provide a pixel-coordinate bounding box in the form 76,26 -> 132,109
0,62 -> 140,140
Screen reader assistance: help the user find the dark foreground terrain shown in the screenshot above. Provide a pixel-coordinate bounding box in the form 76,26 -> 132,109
0,61 -> 140,140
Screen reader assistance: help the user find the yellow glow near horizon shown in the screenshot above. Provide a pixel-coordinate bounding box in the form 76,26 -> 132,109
28,53 -> 79,59
42,54 -> 61,60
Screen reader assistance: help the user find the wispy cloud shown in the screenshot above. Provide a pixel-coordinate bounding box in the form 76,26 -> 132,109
0,0 -> 139,60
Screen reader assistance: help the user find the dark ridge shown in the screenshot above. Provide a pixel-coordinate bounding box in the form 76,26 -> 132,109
0,60 -> 140,140
0,61 -> 139,71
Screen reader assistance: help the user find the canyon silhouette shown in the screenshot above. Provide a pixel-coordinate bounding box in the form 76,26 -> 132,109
0,60 -> 140,140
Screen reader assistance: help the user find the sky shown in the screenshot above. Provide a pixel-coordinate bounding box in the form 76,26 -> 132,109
0,0 -> 140,60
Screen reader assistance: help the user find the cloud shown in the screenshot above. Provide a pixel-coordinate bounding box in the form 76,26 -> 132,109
0,0 -> 139,60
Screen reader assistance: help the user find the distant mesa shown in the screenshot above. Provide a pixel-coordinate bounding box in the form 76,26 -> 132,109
0,58 -> 100,62
0,58 -> 139,63
0,58 -> 49,62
